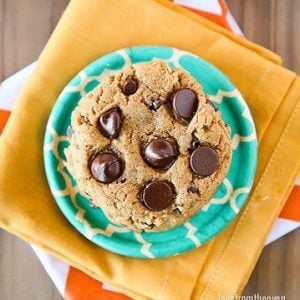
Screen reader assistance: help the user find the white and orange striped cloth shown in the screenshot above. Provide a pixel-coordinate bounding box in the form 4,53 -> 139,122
0,1 -> 299,299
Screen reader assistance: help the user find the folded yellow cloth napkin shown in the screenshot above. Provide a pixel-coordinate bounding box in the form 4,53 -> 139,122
0,0 -> 299,299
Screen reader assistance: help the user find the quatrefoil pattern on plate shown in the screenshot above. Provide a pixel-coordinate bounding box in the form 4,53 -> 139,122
44,46 -> 257,258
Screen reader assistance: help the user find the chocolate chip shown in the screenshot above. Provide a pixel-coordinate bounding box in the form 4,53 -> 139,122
150,98 -> 164,111
206,99 -> 218,111
122,77 -> 138,96
139,180 -> 175,211
187,183 -> 200,195
67,126 -> 74,138
188,132 -> 200,153
143,138 -> 179,169
190,146 -> 219,176
98,107 -> 122,139
172,89 -> 198,122
90,152 -> 123,183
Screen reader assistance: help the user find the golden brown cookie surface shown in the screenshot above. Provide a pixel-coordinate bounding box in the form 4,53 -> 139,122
64,60 -> 232,231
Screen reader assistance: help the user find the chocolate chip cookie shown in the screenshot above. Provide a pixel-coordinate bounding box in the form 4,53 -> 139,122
64,60 -> 232,231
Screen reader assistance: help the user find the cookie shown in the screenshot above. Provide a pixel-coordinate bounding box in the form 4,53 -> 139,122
64,60 -> 232,231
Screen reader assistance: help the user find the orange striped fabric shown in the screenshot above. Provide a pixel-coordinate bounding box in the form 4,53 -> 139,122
179,0 -> 232,31
0,109 -> 11,134
279,186 -> 300,222
65,267 -> 131,300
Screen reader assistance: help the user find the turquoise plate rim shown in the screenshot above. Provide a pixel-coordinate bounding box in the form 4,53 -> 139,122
43,46 -> 258,258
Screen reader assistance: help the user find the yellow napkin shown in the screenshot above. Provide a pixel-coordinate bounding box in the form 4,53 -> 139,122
1,0 -> 299,299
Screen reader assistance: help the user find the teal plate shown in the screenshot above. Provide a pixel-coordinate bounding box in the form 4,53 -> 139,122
44,46 -> 257,258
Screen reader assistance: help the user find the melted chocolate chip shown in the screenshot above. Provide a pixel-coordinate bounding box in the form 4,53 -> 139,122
150,98 -> 164,111
90,152 -> 123,183
122,77 -> 138,96
172,89 -> 198,122
206,99 -> 218,111
143,138 -> 179,169
139,180 -> 175,211
190,146 -> 219,176
98,107 -> 122,139
67,126 -> 74,138
187,183 -> 200,195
